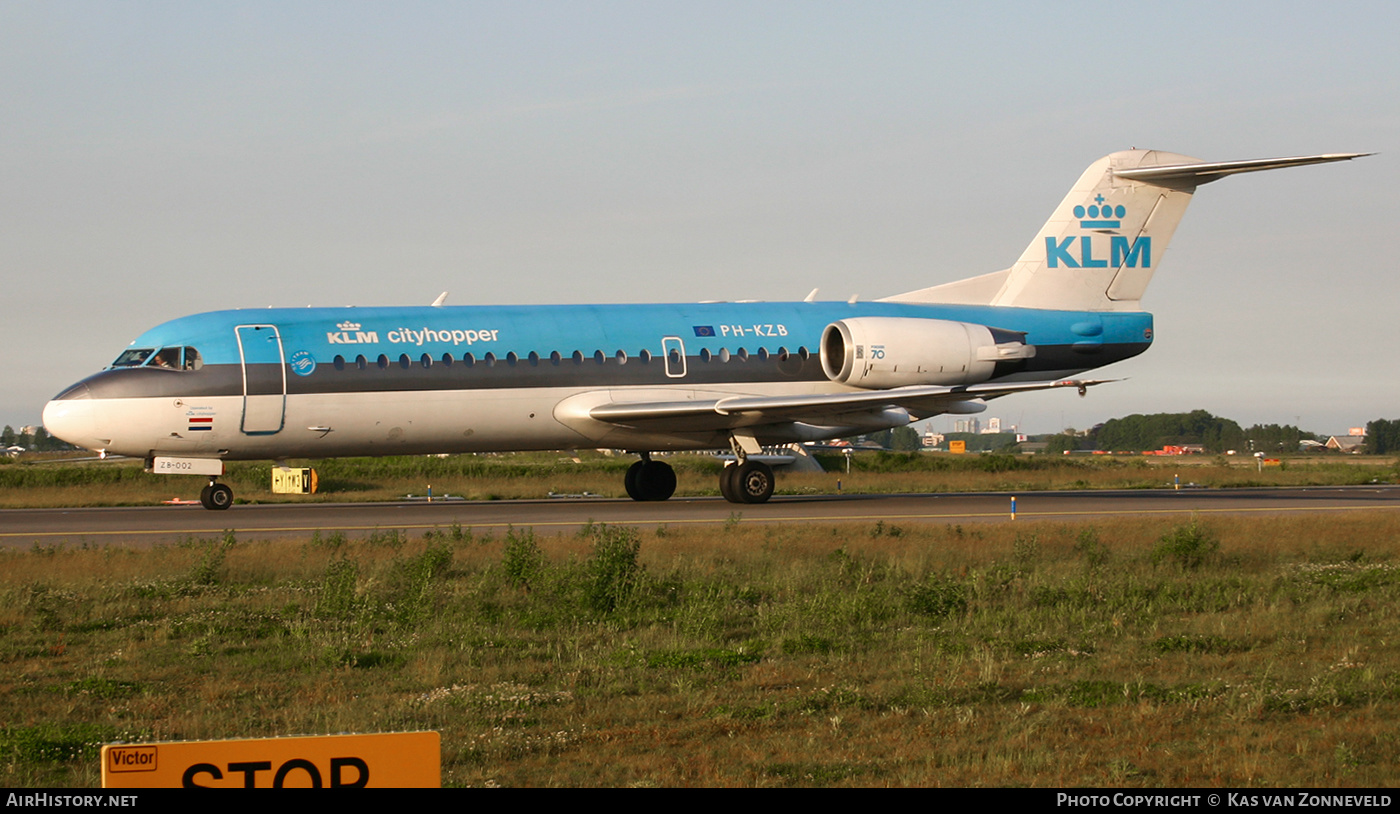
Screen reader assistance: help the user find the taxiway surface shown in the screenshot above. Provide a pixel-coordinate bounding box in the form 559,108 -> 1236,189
2,485 -> 1398,546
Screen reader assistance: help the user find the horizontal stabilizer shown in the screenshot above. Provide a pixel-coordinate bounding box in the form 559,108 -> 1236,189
1114,153 -> 1371,188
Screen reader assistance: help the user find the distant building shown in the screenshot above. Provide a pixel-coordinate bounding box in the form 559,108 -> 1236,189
1326,435 -> 1366,453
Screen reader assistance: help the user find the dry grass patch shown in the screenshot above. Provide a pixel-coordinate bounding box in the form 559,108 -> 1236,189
0,513 -> 1398,786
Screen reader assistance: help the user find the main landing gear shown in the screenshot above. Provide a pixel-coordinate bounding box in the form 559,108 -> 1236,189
719,431 -> 774,504
719,459 -> 775,504
200,479 -> 234,511
624,455 -> 677,501
623,445 -> 776,505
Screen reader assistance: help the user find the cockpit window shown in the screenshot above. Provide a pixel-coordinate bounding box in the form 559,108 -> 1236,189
136,347 -> 204,371
111,349 -> 154,368
150,348 -> 182,369
110,346 -> 203,370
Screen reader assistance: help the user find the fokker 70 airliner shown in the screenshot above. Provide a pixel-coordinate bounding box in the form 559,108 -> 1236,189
43,149 -> 1364,509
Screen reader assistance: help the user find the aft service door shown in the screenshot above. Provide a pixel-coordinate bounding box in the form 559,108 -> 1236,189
235,325 -> 286,434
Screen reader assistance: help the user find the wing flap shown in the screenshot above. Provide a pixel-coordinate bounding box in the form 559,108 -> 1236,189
588,379 -> 1112,431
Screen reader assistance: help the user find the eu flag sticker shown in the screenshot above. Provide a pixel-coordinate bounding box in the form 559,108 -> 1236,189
693,326 -> 716,337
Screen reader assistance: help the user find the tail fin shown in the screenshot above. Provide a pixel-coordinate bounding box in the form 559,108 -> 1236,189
885,150 -> 1368,311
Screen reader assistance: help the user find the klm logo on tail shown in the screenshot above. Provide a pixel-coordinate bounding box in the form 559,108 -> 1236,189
1045,235 -> 1150,268
1074,195 -> 1124,227
1046,195 -> 1150,269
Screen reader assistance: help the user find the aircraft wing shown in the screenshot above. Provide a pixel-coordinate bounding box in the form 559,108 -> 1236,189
587,378 -> 1113,432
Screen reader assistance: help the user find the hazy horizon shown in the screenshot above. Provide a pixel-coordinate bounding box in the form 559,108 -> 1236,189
5,2 -> 1395,436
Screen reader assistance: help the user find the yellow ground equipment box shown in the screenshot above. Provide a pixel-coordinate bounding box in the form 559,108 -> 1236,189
271,467 -> 318,494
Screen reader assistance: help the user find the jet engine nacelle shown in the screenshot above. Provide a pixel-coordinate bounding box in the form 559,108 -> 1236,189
820,317 -> 1035,389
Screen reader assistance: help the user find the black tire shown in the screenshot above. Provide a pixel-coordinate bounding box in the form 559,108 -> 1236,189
638,461 -> 676,501
719,463 -> 740,503
624,461 -> 645,501
734,460 -> 774,504
202,483 -> 233,510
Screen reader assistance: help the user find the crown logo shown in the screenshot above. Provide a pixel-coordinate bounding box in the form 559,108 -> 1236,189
1074,194 -> 1124,228
337,321 -> 362,331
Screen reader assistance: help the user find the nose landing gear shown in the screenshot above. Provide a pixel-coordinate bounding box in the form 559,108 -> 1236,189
200,479 -> 234,510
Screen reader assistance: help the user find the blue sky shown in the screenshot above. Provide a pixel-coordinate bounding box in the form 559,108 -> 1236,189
3,1 -> 1396,435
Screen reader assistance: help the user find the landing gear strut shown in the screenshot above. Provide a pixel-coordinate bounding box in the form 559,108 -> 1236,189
200,479 -> 233,510
624,454 -> 676,501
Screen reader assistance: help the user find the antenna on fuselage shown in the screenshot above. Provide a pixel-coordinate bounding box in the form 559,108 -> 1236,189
804,288 -> 819,303
431,291 -> 448,307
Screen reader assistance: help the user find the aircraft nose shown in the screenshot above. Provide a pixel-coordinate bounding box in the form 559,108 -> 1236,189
43,384 -> 104,452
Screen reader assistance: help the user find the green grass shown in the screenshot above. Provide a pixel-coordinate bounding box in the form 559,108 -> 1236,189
2,512 -> 1399,786
0,450 -> 1395,508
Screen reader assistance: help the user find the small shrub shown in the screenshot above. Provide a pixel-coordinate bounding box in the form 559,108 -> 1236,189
502,527 -> 545,590
317,557 -> 360,619
908,574 -> 968,620
1074,527 -> 1110,569
366,528 -> 407,550
310,530 -> 348,551
585,525 -> 642,613
187,531 -> 236,587
1151,520 -> 1220,570
1012,533 -> 1041,569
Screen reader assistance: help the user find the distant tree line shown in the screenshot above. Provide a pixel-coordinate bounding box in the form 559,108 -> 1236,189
1051,412 -> 1320,454
1,425 -> 75,452
1365,420 -> 1400,455
1092,410 -> 1246,453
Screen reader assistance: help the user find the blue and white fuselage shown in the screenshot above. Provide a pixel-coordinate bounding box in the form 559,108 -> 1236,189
42,149 -> 1365,508
45,300 -> 1151,459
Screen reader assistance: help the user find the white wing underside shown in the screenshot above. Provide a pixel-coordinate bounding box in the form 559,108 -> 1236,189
587,378 -> 1112,432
